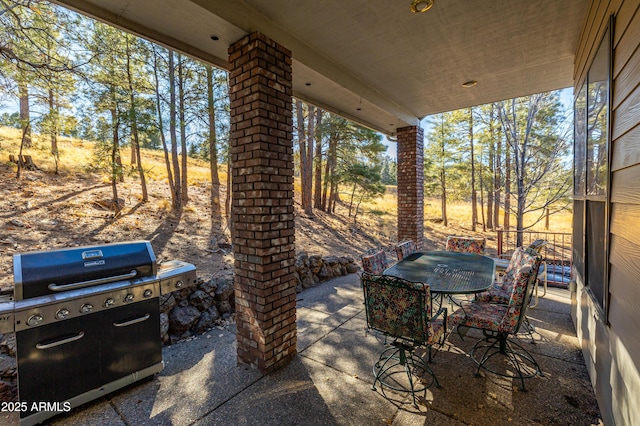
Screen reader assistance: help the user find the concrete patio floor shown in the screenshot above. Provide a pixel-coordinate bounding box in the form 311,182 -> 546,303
7,273 -> 602,425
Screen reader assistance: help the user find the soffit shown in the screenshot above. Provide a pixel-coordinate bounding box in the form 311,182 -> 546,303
52,0 -> 589,136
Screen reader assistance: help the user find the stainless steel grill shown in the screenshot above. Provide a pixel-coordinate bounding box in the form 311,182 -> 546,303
0,241 -> 197,426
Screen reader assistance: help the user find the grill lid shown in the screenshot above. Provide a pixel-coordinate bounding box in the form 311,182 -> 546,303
13,241 -> 157,300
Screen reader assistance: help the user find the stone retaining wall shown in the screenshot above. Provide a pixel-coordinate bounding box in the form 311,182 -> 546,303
294,253 -> 359,291
162,253 -> 358,342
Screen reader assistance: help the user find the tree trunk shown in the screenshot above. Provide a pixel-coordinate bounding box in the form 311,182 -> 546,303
487,105 -> 494,230
126,36 -> 147,202
504,141 -> 511,231
469,107 -> 477,231
48,88 -> 60,174
295,102 -> 309,213
313,109 -> 323,209
325,132 -> 338,212
479,147 -> 486,232
206,65 -> 221,220
178,55 -> 188,203
545,208 -> 550,230
494,120 -> 502,230
169,51 -> 181,209
440,115 -> 448,226
110,104 -> 121,213
153,47 -> 176,206
348,184 -> 356,217
304,105 -> 315,216
18,82 -> 31,148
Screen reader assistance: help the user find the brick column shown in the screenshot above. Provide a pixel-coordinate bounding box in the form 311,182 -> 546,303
228,32 -> 297,372
396,126 -> 424,249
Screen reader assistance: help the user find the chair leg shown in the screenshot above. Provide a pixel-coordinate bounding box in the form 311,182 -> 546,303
520,316 -> 536,344
469,333 -> 543,390
372,342 -> 439,406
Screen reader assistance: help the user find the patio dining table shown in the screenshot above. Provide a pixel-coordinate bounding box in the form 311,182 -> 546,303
383,251 -> 496,295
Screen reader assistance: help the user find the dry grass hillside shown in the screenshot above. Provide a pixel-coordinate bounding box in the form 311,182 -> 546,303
0,126 -> 572,289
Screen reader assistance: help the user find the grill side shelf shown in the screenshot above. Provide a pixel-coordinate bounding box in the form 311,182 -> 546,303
158,261 -> 197,295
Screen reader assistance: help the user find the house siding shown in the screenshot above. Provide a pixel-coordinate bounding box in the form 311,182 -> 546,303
574,1 -> 640,424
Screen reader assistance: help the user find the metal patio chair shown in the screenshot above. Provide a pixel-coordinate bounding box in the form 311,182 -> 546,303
394,240 -> 417,262
449,247 -> 543,390
361,249 -> 389,275
480,240 -> 549,341
445,235 -> 487,254
362,273 -> 446,406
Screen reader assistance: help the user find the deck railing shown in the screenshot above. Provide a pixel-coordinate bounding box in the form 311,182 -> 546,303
496,229 -> 573,287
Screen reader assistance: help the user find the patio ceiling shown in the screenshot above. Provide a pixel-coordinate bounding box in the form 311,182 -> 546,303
53,0 -> 589,136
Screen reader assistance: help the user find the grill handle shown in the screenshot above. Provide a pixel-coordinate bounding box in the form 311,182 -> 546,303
113,313 -> 150,327
36,332 -> 85,350
48,270 -> 138,292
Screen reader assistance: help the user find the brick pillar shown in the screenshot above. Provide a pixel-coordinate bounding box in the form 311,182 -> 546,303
228,32 -> 297,372
396,126 -> 424,249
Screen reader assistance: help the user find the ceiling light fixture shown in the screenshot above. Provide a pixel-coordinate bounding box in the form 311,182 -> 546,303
410,0 -> 434,13
462,80 -> 478,88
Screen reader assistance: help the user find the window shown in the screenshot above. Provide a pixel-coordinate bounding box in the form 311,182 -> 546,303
574,21 -> 611,311
573,84 -> 586,279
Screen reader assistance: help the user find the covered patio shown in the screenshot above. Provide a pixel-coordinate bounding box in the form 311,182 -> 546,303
1,273 -> 600,425
41,0 -> 640,423
50,0 -> 590,371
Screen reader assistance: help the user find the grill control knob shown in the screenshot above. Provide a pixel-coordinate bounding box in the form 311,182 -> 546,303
80,303 -> 94,313
175,280 -> 184,289
104,298 -> 115,308
143,289 -> 153,298
56,308 -> 70,320
124,293 -> 134,303
27,314 -> 43,327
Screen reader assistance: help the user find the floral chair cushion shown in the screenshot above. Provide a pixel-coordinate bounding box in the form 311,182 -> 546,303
361,250 -> 388,275
449,248 -> 541,335
476,246 -> 533,303
445,236 -> 486,254
395,240 -> 417,261
474,287 -> 511,304
362,274 -> 443,345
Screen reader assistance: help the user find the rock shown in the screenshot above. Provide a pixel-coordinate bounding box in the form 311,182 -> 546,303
216,300 -> 232,314
215,273 -> 234,300
172,287 -> 194,302
9,219 -> 26,228
189,290 -> 214,311
301,273 -> 314,289
159,294 -> 176,314
160,313 -> 169,341
194,305 -> 220,332
0,353 -> 16,379
324,256 -> 340,266
0,380 -> 17,402
168,305 -> 201,335
317,265 -> 331,281
295,253 -> 309,269
0,334 -> 16,357
199,279 -> 218,297
346,263 -> 359,273
308,255 -> 323,273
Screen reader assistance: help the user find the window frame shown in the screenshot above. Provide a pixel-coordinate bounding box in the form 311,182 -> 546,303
573,15 -> 613,320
